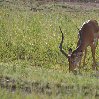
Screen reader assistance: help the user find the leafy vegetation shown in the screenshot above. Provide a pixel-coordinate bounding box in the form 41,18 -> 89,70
0,0 -> 99,98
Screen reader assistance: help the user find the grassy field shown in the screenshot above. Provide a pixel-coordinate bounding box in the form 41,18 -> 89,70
0,0 -> 99,99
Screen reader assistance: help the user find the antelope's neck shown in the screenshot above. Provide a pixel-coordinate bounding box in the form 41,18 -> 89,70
76,43 -> 87,53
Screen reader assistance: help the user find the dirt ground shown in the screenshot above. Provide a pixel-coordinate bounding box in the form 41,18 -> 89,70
66,2 -> 99,10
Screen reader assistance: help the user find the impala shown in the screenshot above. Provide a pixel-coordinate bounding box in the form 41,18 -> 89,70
59,20 -> 99,72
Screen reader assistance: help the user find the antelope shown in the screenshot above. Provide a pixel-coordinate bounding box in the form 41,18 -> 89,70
59,20 -> 99,72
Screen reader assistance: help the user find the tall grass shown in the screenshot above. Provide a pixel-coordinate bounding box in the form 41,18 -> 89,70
1,1 -> 98,70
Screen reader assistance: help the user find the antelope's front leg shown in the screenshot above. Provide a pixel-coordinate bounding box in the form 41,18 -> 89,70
90,43 -> 97,70
83,48 -> 87,66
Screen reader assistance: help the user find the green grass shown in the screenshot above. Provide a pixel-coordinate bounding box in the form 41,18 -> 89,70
0,0 -> 99,98
0,61 -> 99,99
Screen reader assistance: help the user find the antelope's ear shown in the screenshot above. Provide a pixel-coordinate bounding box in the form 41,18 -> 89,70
68,48 -> 72,56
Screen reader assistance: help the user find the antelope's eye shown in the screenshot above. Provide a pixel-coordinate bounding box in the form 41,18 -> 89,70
71,60 -> 75,63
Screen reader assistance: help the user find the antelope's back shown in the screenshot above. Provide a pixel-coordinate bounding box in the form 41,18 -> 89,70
79,20 -> 99,44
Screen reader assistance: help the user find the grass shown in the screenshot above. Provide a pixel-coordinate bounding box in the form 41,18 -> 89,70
0,61 -> 99,99
0,0 -> 99,98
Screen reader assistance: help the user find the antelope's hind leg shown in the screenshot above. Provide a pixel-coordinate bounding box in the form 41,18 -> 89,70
90,43 -> 98,70
83,48 -> 87,67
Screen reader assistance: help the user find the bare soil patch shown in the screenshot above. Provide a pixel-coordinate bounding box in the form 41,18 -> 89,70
66,2 -> 99,10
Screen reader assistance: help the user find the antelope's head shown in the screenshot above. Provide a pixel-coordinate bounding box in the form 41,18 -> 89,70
59,26 -> 83,72
67,48 -> 83,72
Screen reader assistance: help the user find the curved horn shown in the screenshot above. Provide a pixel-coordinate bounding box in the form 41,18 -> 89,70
59,26 -> 69,58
